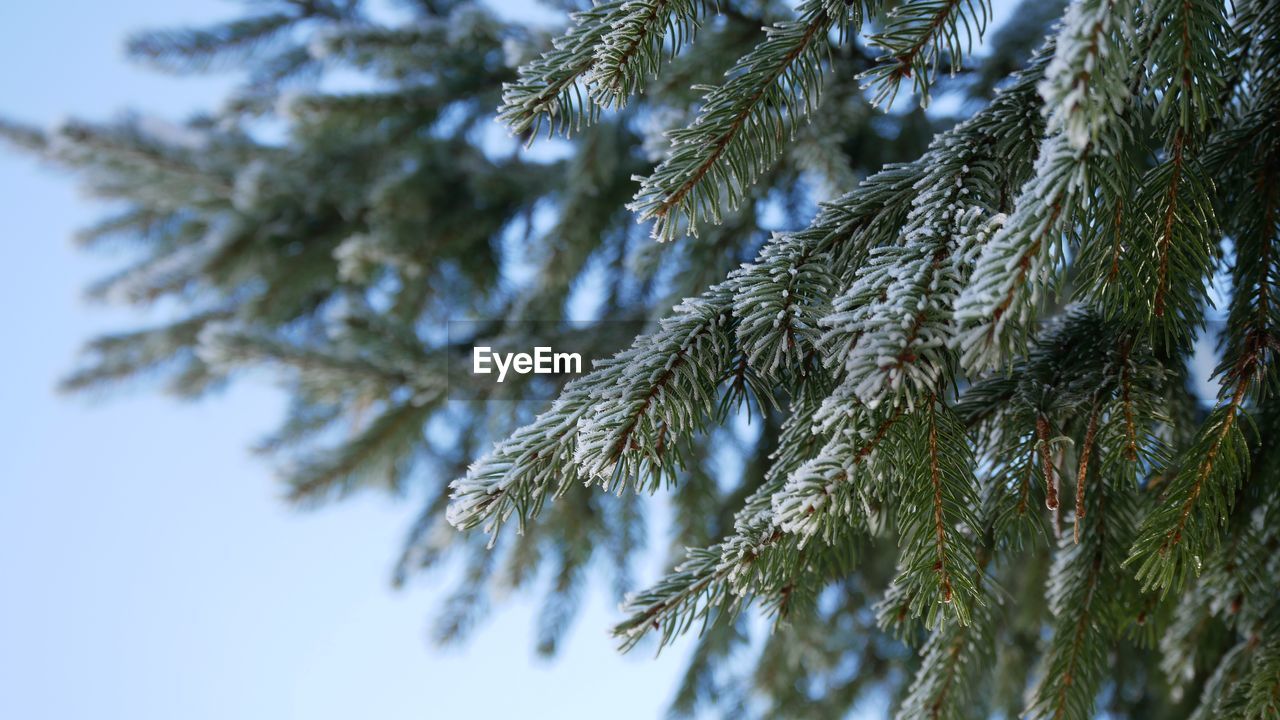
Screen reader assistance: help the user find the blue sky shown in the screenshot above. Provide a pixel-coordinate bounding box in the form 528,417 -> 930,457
0,2 -> 690,718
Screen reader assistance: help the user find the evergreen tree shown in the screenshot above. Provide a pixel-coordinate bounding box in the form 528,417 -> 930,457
7,0 -> 1280,717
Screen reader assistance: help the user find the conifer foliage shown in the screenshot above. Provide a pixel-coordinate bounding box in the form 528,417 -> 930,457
471,0 -> 1280,715
9,0 -> 1280,717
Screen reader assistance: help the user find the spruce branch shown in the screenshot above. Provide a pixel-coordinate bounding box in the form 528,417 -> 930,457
1186,622 -> 1280,720
40,118 -> 234,199
1126,117 -> 1278,591
0,117 -> 49,153
498,0 -> 711,137
446,286 -> 736,541
1194,491 -> 1280,629
613,479 -> 805,650
728,160 -> 932,386
612,544 -> 738,650
1144,0 -> 1230,146
615,389 -> 875,650
884,398 -> 982,628
126,12 -> 301,72
956,307 -> 1168,549
59,310 -> 233,397
821,157 -> 1007,412
954,0 -> 1138,370
1115,131 -> 1219,348
450,144 -> 944,554
1118,339 -> 1140,461
1025,482 -> 1135,719
730,233 -> 838,379
283,400 -> 435,503
861,0 -> 993,110
445,380 -> 601,541
1037,414 -> 1060,514
630,0 -> 865,241
893,453 -> 1018,720
194,322 -> 443,398
771,396 -> 902,541
431,545 -> 495,646
1237,625 -> 1280,718
572,294 -> 736,488
496,1 -> 620,137
893,596 -> 997,720
1127,379 -> 1252,593
821,43 -> 1055,409
587,0 -> 706,110
1073,0 -> 1230,347
1073,402 -> 1100,544
614,37 -> 1058,650
1216,129 -> 1280,400
1159,581 -> 1216,703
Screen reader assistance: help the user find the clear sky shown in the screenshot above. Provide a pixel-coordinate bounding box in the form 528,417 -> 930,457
0,2 -> 691,719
